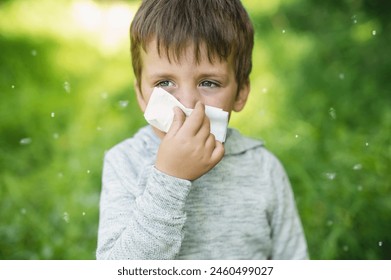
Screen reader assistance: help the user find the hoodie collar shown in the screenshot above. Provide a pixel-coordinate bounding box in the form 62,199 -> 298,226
223,128 -> 263,155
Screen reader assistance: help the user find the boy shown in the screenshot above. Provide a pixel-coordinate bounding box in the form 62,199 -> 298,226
97,0 -> 308,259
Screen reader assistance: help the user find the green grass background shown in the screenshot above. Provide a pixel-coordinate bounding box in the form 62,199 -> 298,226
0,0 -> 390,259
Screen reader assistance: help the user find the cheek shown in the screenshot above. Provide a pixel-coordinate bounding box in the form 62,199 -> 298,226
201,91 -> 234,111
141,85 -> 153,102
218,92 -> 238,112
136,83 -> 153,112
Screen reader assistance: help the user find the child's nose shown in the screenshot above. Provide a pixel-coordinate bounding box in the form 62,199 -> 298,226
175,88 -> 201,109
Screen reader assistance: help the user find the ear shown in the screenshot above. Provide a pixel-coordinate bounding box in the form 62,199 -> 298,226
233,80 -> 250,112
135,80 -> 147,112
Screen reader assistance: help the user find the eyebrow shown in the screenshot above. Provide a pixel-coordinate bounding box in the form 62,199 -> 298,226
147,69 -> 230,81
146,72 -> 176,82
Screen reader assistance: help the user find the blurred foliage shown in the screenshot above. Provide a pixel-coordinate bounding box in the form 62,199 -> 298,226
0,0 -> 390,259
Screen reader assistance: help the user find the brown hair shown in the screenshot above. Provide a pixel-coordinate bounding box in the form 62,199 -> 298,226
130,0 -> 254,89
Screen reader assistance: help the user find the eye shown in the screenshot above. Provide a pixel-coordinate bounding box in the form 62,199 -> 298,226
199,80 -> 220,88
156,80 -> 175,87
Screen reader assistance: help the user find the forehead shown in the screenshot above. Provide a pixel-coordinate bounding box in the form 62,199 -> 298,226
142,38 -> 232,68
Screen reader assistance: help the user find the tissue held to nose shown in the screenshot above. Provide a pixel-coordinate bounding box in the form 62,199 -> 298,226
144,87 -> 229,142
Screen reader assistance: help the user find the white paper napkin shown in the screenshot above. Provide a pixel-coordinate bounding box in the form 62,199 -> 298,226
144,87 -> 229,142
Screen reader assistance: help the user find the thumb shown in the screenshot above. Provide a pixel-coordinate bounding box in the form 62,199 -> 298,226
167,106 -> 185,135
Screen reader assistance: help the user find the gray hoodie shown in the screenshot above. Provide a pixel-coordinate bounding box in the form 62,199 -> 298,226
97,126 -> 308,259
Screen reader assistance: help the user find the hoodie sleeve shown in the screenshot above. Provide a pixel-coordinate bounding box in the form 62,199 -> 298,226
96,148 -> 192,260
267,151 -> 309,259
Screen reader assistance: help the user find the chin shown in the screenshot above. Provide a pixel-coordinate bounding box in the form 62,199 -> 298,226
151,127 -> 166,139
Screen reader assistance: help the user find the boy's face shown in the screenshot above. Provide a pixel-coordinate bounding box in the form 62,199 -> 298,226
135,39 -> 250,138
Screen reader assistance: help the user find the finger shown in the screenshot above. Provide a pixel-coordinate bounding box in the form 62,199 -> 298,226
210,140 -> 225,165
182,102 -> 205,135
196,111 -> 211,141
167,106 -> 186,136
204,132 -> 216,153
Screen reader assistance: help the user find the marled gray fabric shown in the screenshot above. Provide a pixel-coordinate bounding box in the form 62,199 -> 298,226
96,126 -> 308,259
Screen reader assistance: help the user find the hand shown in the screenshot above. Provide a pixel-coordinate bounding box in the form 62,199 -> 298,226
155,102 -> 225,180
